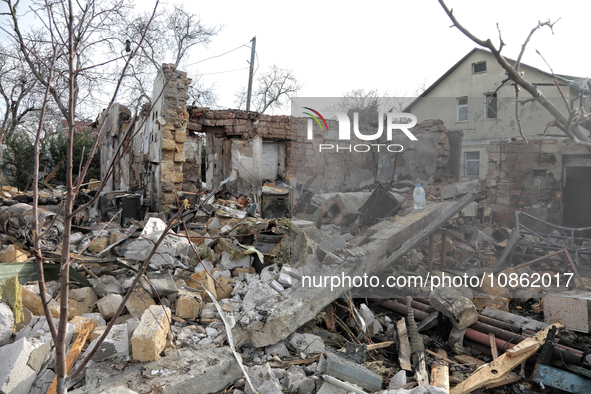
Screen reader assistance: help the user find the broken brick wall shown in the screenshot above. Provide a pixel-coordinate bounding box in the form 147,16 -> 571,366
100,103 -> 131,192
123,65 -> 192,211
158,64 -> 191,209
484,138 -> 590,228
376,119 -> 451,185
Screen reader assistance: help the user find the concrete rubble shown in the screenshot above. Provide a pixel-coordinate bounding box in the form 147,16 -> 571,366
0,79 -> 588,394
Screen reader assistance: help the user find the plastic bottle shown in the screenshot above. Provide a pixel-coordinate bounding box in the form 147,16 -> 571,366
413,184 -> 425,210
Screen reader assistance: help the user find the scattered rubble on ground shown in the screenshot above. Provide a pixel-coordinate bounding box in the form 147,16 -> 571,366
0,176 -> 590,394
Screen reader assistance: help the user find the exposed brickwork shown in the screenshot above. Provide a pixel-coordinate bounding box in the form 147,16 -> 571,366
484,138 -> 588,227
158,64 -> 192,207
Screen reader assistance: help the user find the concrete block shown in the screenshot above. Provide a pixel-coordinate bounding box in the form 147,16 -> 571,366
260,264 -> 280,283
81,312 -> 106,327
73,346 -> 241,394
98,294 -> 124,320
90,276 -> 125,298
126,317 -> 139,337
277,272 -> 295,288
70,287 -> 98,312
98,387 -> 139,394
325,350 -> 382,392
317,382 -> 349,394
214,276 -> 235,300
126,287 -> 156,318
131,305 -> 171,361
0,338 -> 36,394
29,369 -> 55,394
265,342 -> 290,358
0,300 -> 14,346
544,291 -> 591,332
289,333 -> 325,354
3,275 -> 23,323
87,237 -> 110,255
285,371 -> 315,394
430,287 -> 478,330
22,284 -> 60,318
257,380 -> 282,394
242,282 -> 280,311
473,293 -> 510,312
85,324 -> 129,362
246,364 -> 280,394
388,370 -> 407,388
188,270 -> 217,302
220,251 -> 251,270
270,280 -> 284,293
175,290 -> 202,320
0,245 -> 27,263
316,234 -> 346,261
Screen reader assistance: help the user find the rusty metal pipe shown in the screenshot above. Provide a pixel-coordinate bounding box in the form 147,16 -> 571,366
477,315 -> 522,333
466,327 -> 583,365
378,299 -> 429,321
392,297 -> 436,313
470,321 -> 526,343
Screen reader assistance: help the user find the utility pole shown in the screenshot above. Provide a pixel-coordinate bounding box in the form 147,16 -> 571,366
246,36 -> 256,112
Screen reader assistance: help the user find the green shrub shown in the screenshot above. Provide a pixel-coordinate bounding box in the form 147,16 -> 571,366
1,129 -> 101,190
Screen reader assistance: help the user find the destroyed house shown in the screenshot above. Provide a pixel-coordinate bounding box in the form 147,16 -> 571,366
99,64 -> 458,213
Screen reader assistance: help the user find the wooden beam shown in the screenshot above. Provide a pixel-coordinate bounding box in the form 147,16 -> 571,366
396,318 -> 412,371
46,321 -> 93,394
450,324 -> 562,394
430,349 -> 450,391
366,341 -> 395,351
453,355 -> 522,389
489,333 -> 499,359
374,190 -> 481,273
496,229 -> 518,267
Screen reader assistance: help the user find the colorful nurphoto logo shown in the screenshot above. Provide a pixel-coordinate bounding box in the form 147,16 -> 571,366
303,107 -> 328,131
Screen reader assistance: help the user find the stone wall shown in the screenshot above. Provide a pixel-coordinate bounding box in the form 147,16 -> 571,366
158,64 -> 192,208
484,138 -> 589,227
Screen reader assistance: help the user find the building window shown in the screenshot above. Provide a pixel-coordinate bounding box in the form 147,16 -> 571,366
485,93 -> 497,119
457,97 -> 468,122
464,151 -> 480,177
472,61 -> 487,74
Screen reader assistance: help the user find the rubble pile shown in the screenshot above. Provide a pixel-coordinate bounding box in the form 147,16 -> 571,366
0,179 -> 589,394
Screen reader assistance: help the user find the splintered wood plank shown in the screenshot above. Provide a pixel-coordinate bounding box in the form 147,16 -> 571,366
396,318 -> 412,371
489,333 -> 499,359
451,324 -> 561,394
453,355 -> 522,389
431,349 -> 450,391
46,321 -> 93,394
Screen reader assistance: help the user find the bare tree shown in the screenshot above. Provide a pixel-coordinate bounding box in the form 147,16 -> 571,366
0,44 -> 41,142
438,0 -> 591,150
0,1 -> 192,393
115,4 -> 221,111
235,64 -> 302,113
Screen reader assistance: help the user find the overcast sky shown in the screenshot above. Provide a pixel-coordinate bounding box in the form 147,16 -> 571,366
168,0 -> 591,114
2,0 -> 590,116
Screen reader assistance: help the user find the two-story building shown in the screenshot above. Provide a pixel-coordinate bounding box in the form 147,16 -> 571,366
406,48 -> 591,180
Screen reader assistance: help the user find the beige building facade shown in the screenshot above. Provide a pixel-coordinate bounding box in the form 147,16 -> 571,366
407,48 -> 590,180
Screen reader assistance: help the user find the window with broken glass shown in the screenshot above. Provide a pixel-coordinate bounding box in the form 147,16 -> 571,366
484,93 -> 497,119
457,97 -> 468,122
464,151 -> 480,177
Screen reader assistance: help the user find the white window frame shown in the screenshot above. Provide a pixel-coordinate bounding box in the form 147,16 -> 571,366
484,93 -> 497,119
472,61 -> 487,74
457,97 -> 468,123
464,151 -> 480,177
